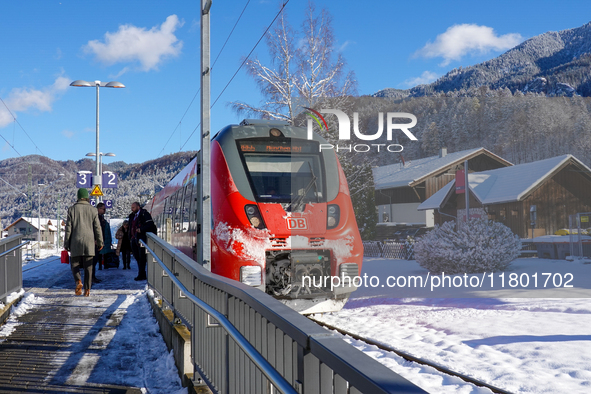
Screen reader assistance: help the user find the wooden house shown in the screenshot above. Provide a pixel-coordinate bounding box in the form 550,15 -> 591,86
418,154 -> 591,238
372,147 -> 512,239
4,217 -> 64,244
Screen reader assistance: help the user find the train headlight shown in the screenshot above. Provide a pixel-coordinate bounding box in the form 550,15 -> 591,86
327,204 -> 340,229
269,128 -> 284,137
250,216 -> 261,228
240,266 -> 262,286
244,204 -> 266,229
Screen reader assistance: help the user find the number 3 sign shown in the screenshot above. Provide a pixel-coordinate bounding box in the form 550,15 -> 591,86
102,172 -> 118,188
76,172 -> 92,188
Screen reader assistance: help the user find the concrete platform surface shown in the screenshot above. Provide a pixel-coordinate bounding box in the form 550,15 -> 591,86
1,259 -> 187,394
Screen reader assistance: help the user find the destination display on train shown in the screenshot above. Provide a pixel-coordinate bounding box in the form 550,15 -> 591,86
238,140 -> 318,154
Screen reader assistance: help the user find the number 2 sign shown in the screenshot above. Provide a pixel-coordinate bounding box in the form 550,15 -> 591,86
102,172 -> 118,188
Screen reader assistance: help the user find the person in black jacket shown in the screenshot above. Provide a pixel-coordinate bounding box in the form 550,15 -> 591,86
128,201 -> 156,281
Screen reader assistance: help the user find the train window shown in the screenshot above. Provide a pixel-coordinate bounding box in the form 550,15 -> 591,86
173,189 -> 184,233
242,154 -> 324,204
187,180 -> 197,232
182,184 -> 192,232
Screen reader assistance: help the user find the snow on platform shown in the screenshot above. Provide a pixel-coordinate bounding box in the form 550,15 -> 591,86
0,252 -> 187,394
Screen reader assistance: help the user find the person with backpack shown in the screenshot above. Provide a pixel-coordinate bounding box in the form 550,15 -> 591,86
115,220 -> 132,269
92,203 -> 112,281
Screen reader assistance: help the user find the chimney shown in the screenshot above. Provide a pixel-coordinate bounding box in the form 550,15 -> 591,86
439,147 -> 447,158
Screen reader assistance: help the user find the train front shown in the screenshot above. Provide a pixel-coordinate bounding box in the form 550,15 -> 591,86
211,120 -> 363,314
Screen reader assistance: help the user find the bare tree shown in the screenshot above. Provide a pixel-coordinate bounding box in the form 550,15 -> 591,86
230,1 -> 357,123
295,2 -> 356,112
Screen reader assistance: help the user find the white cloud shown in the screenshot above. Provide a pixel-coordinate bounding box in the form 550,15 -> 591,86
402,71 -> 439,87
0,75 -> 69,128
61,130 -> 75,139
84,15 -> 184,72
338,40 -> 353,52
52,76 -> 71,91
415,24 -> 523,66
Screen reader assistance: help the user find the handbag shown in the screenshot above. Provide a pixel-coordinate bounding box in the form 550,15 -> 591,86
61,250 -> 70,264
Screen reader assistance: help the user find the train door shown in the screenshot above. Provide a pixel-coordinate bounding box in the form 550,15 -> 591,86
163,196 -> 173,243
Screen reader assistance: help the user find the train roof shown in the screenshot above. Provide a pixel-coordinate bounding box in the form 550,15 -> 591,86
213,120 -> 328,144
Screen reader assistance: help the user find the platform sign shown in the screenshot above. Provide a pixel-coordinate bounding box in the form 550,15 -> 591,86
102,172 -> 118,188
90,185 -> 103,197
90,199 -> 96,207
76,172 -> 92,188
104,200 -> 113,209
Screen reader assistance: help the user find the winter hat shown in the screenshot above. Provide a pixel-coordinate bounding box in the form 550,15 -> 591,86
77,188 -> 89,200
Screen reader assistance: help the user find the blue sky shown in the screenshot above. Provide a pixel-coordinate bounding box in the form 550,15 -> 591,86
1,0 -> 591,165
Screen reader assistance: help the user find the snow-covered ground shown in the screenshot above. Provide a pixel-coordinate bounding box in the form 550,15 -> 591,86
8,250 -> 188,394
10,251 -> 591,393
313,257 -> 591,394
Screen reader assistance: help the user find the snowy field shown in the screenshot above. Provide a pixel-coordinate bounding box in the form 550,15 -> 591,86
9,250 -> 188,394
313,257 -> 591,394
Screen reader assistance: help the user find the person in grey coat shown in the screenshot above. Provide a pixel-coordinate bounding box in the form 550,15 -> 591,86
63,188 -> 104,296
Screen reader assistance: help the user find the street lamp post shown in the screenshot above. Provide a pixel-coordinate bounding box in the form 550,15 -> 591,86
86,152 -> 116,178
57,195 -> 61,250
70,80 -> 124,204
37,183 -> 44,257
37,174 -> 64,257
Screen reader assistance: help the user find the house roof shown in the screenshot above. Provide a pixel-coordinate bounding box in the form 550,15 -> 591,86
4,217 -> 64,232
418,154 -> 591,210
372,147 -> 512,190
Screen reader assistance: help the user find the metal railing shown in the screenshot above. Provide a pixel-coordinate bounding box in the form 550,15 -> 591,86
362,240 -> 414,260
0,235 -> 27,303
143,234 -> 427,394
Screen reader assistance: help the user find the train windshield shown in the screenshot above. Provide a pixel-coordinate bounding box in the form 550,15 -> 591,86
241,153 -> 324,204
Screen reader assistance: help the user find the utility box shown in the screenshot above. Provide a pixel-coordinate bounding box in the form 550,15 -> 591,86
533,236 -> 559,259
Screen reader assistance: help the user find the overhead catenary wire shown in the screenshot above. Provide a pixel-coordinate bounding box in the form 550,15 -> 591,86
0,97 -> 45,157
157,0 -> 252,158
179,0 -> 291,151
210,1 -> 290,110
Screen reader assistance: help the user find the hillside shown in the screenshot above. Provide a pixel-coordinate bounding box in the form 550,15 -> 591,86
375,21 -> 591,98
0,151 -> 196,228
356,20 -> 591,173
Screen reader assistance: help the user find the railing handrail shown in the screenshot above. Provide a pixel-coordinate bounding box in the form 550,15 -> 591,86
140,239 -> 297,394
144,233 -> 428,394
147,235 -> 320,346
0,241 -> 30,259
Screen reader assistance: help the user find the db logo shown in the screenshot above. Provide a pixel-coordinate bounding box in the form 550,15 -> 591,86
287,218 -> 308,230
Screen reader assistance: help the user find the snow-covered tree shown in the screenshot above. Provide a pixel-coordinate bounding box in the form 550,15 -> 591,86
230,1 -> 357,121
414,218 -> 521,274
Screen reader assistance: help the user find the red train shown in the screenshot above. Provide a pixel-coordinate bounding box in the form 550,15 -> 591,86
147,120 -> 363,313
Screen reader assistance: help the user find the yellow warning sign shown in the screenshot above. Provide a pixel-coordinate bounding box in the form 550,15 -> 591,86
90,185 -> 103,197
581,216 -> 589,223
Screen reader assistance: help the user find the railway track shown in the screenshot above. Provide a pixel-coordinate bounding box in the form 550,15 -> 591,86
309,317 -> 514,394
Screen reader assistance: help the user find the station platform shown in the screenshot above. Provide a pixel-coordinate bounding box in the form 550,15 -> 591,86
0,257 -> 187,394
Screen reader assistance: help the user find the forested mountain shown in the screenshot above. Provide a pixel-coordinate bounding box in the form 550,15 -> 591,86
349,94 -> 591,167
0,151 -> 196,229
375,22 -> 591,98
358,21 -> 591,172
